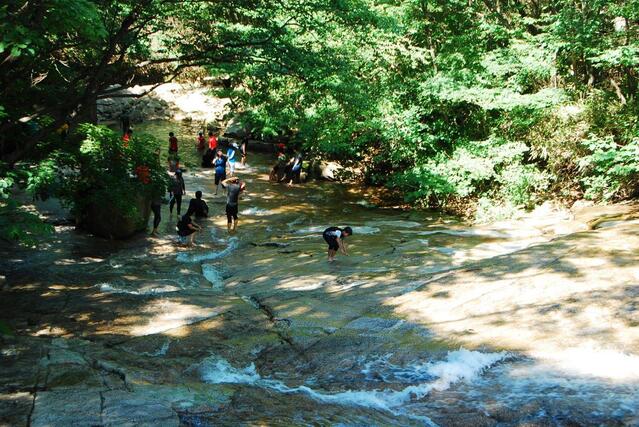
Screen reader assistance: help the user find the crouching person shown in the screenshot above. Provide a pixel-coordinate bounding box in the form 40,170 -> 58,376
177,212 -> 201,246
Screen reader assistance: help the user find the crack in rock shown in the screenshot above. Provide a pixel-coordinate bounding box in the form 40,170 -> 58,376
241,295 -> 305,357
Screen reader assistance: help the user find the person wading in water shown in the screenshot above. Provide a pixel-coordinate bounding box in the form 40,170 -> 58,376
169,169 -> 186,217
221,176 -> 245,233
213,149 -> 227,195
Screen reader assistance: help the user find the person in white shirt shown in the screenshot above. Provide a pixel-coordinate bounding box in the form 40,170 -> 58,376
322,226 -> 353,262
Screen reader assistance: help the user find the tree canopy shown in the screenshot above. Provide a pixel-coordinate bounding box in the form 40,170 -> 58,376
1,0 -> 639,234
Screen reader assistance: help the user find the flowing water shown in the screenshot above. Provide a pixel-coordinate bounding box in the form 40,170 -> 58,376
3,120 -> 638,426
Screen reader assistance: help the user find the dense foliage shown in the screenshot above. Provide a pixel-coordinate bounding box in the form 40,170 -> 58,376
30,124 -> 169,221
2,0 -> 639,238
217,0 -> 639,218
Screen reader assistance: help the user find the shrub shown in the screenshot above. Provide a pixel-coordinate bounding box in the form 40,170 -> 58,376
388,136 -> 548,208
29,124 -> 169,228
579,134 -> 639,201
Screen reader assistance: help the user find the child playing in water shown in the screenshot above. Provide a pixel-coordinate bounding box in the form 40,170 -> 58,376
323,226 -> 353,262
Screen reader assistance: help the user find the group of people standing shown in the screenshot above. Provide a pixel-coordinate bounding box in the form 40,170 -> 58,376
139,127 -> 352,261
144,129 -> 248,246
200,131 -> 246,173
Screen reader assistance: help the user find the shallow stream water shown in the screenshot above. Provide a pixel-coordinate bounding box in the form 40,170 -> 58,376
4,120 -> 638,426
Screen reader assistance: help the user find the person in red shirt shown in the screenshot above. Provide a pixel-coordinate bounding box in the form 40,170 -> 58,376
168,132 -> 178,154
208,131 -> 218,151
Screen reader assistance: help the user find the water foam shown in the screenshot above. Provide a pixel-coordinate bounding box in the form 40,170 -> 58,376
533,345 -> 639,381
469,353 -> 639,421
296,226 -> 380,235
240,207 -> 273,216
198,349 -> 508,413
401,229 -> 509,238
202,264 -> 223,289
97,282 -> 180,295
369,220 -> 423,228
138,340 -> 171,357
177,237 -> 239,263
287,216 -> 306,228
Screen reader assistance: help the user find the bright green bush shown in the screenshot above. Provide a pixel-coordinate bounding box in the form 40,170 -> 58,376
0,162 -> 53,246
475,197 -> 523,223
29,124 -> 169,220
579,134 -> 639,201
388,136 -> 548,209
497,163 -> 551,207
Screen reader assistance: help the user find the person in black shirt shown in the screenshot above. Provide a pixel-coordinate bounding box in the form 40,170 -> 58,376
150,193 -> 163,236
186,191 -> 209,218
169,169 -> 186,216
177,213 -> 201,246
322,226 -> 353,262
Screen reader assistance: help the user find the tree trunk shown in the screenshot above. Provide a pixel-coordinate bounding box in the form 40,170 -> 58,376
610,77 -> 627,104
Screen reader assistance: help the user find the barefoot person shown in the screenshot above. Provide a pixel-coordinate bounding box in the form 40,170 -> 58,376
177,212 -> 201,246
213,149 -> 227,195
169,169 -> 186,217
150,193 -> 162,236
227,142 -> 239,176
284,152 -> 303,186
221,176 -> 245,233
323,226 -> 353,262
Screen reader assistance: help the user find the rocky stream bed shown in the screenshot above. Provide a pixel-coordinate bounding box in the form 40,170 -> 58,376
2,149 -> 639,426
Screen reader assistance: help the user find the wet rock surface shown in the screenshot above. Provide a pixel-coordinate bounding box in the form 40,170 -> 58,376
2,149 -> 639,425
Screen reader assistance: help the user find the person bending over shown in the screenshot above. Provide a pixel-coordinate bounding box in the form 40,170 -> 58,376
322,226 -> 353,262
284,152 -> 303,186
221,177 -> 245,233
186,190 -> 209,218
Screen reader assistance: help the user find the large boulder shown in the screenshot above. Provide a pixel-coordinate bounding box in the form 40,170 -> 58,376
223,117 -> 249,138
80,193 -> 151,239
317,161 -> 343,181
